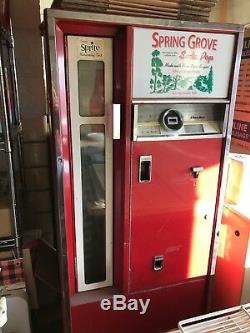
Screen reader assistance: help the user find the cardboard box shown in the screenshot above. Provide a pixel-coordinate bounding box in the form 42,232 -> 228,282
23,248 -> 38,309
0,199 -> 12,238
0,251 -> 13,260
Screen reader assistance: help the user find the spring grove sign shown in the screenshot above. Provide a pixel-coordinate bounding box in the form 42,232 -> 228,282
132,28 -> 235,99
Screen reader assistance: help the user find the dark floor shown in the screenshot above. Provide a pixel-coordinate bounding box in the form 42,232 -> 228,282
31,303 -> 62,333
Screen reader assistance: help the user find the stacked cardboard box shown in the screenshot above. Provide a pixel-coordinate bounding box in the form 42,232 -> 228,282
0,198 -> 12,239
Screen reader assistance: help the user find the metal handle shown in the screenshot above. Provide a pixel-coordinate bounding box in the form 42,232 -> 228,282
139,155 -> 152,183
112,104 -> 121,140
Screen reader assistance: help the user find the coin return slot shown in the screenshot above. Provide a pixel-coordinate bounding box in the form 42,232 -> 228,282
153,255 -> 164,271
167,117 -> 178,125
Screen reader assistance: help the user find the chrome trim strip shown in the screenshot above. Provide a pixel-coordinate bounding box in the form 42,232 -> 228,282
136,134 -> 225,141
132,99 -> 231,104
133,105 -> 138,141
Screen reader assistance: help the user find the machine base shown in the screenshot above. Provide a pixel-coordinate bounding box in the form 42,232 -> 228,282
71,279 -> 206,333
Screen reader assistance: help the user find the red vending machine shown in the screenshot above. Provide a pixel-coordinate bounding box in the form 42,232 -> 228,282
44,9 -> 243,333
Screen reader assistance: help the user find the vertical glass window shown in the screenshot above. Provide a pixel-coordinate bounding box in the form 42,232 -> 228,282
78,61 -> 105,117
80,124 -> 106,284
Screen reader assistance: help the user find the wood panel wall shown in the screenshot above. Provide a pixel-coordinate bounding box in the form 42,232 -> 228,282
52,0 -> 218,22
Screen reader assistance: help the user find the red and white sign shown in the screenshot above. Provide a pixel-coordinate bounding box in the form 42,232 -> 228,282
132,28 -> 235,99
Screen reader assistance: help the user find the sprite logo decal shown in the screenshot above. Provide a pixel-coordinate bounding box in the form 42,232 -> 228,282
149,50 -> 213,94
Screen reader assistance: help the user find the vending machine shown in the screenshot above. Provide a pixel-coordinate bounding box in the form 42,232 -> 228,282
44,9 -> 243,333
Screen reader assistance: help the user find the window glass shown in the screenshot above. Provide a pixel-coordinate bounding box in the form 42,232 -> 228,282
80,124 -> 106,284
78,61 -> 105,117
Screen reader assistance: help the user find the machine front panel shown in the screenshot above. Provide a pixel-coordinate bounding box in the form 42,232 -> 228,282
130,138 -> 222,292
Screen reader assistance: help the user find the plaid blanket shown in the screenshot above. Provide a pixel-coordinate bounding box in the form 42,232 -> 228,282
0,258 -> 24,286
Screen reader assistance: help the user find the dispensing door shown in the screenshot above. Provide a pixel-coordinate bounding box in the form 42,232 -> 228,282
130,103 -> 225,293
67,36 -> 113,292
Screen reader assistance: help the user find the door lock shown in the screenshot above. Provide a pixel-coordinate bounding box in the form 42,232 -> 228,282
190,166 -> 204,178
139,156 -> 152,183
153,255 -> 164,271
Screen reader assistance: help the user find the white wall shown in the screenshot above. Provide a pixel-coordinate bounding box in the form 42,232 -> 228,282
40,0 -> 53,20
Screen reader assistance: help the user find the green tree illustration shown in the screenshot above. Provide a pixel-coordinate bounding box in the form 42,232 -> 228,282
150,50 -> 163,93
161,74 -> 194,92
162,74 -> 175,92
174,75 -> 182,90
193,75 -> 208,92
193,66 -> 214,93
178,77 -> 193,89
207,66 -> 213,93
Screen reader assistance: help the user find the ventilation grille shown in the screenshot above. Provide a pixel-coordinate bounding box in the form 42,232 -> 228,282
179,304 -> 250,333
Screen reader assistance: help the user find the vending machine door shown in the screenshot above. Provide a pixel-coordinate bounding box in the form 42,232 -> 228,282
67,36 -> 113,292
130,138 -> 222,292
